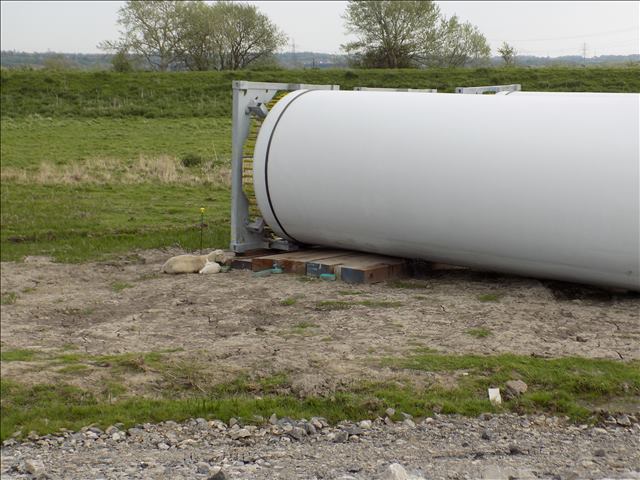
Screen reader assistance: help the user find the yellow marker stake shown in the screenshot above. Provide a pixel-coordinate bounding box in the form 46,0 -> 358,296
199,207 -> 205,254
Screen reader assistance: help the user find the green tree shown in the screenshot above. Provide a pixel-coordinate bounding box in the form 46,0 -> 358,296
211,1 -> 287,70
429,15 -> 491,67
174,1 -> 218,71
111,49 -> 134,72
100,0 -> 185,71
107,1 -> 287,71
42,54 -> 77,71
342,0 -> 489,68
498,42 -> 517,66
342,0 -> 440,68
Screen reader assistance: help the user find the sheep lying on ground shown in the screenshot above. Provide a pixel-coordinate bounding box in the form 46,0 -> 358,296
161,249 -> 235,274
199,260 -> 221,274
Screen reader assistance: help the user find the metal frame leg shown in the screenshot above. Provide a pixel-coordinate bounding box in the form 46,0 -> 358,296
229,81 -> 339,254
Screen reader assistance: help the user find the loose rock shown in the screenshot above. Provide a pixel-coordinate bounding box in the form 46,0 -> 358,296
383,463 -> 410,480
616,414 -> 631,426
403,419 -> 416,429
333,431 -> 349,443
358,420 -> 373,429
505,379 -> 528,399
24,459 -> 46,478
208,469 -> 226,480
229,428 -> 251,440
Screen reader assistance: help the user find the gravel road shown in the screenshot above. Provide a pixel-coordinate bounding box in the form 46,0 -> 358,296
2,413 -> 639,480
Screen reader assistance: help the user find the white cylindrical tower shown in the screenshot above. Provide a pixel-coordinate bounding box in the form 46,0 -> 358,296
253,90 -> 640,290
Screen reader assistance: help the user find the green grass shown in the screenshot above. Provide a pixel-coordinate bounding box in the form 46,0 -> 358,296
387,279 -> 429,289
466,328 -> 492,338
280,297 -> 297,306
57,364 -> 90,375
0,378 -> 394,441
1,183 -> 230,262
52,351 -> 165,373
358,300 -> 403,308
0,292 -> 17,305
1,117 -> 231,170
315,300 -> 352,311
0,349 -> 38,362
477,293 -> 502,302
111,282 -> 132,293
386,351 -> 640,419
2,68 -> 639,119
287,321 -> 319,337
292,321 -> 317,331
53,353 -> 85,364
3,352 -> 638,441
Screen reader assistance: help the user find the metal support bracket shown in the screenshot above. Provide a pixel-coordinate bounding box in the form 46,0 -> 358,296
246,99 -> 269,119
455,84 -> 521,94
230,80 -> 339,254
354,86 -> 437,93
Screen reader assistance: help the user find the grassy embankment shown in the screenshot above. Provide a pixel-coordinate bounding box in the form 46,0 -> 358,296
1,67 -> 639,439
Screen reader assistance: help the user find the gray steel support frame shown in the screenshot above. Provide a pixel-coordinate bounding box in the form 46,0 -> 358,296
354,86 -> 437,93
230,81 -> 339,254
455,84 -> 521,94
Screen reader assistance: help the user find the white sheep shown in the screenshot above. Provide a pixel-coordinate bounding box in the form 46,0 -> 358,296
161,249 -> 235,274
199,260 -> 222,274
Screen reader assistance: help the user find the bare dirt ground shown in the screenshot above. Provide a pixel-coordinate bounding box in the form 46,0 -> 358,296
1,248 -> 638,398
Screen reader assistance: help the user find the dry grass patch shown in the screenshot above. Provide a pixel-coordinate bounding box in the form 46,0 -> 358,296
1,156 -> 230,186
1,292 -> 18,305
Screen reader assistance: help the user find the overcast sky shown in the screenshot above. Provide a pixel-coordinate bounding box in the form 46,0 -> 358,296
1,1 -> 638,57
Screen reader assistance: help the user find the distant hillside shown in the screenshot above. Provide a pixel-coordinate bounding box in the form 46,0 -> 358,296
276,51 -> 348,68
508,54 -> 640,67
0,51 -> 112,70
2,50 -> 638,70
277,52 -> 640,68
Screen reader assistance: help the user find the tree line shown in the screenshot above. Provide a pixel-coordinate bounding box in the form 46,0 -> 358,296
101,0 -> 287,71
343,1 -> 491,68
101,0 -> 516,71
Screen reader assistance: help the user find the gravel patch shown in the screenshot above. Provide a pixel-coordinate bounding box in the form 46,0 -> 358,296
2,414 -> 639,479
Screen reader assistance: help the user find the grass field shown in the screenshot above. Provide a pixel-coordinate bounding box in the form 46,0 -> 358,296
1,117 -> 231,170
1,74 -> 235,261
1,183 -> 229,262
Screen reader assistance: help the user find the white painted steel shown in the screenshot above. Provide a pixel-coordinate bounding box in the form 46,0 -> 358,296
253,90 -> 640,290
